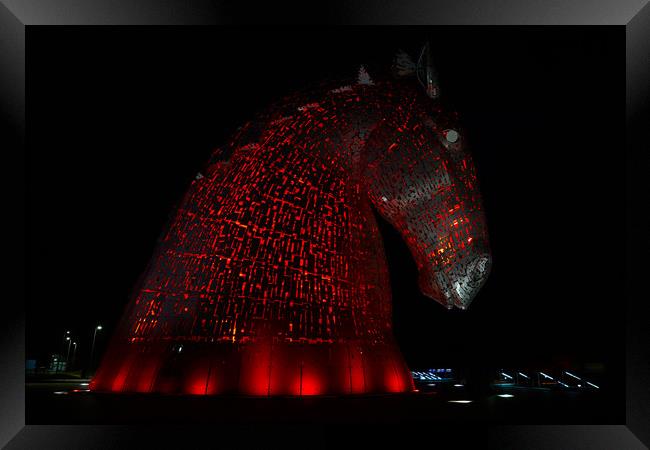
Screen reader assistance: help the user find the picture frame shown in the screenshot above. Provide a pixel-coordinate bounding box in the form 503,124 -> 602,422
2,1 -> 648,448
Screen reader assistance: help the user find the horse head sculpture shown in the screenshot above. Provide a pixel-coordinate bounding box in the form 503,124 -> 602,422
90,45 -> 491,396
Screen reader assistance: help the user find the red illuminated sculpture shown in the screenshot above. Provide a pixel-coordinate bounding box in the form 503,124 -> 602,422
91,45 -> 491,396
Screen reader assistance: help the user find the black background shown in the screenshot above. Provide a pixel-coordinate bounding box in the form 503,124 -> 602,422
26,27 -> 624,415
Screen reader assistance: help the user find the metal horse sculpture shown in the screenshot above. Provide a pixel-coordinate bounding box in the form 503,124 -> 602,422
91,45 -> 492,396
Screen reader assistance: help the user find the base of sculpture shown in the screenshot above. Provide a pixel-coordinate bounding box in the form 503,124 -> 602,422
90,338 -> 414,396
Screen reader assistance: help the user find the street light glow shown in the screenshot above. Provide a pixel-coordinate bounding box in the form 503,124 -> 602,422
96,325 -> 103,330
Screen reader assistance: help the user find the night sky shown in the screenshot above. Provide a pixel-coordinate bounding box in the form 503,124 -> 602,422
27,26 -> 624,398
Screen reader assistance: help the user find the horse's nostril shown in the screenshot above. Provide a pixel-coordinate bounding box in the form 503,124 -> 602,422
470,254 -> 491,281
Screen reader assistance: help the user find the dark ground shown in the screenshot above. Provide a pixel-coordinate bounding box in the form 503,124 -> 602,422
26,379 -> 611,425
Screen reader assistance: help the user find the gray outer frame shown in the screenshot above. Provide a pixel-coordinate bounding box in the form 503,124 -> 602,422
2,1 -> 648,448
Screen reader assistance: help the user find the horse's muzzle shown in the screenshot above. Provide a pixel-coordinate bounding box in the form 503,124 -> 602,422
418,253 -> 492,310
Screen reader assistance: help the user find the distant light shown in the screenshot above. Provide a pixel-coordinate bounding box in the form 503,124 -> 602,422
80,383 -> 89,386
501,372 -> 513,380
518,372 -> 529,379
565,371 -> 581,380
178,345 -> 183,353
53,391 -> 67,395
498,394 -> 514,398
96,325 -> 103,330
586,382 -> 600,389
413,389 -> 420,392
577,384 -> 582,388
73,342 -> 76,345
539,372 -> 554,380
66,331 -> 70,334
454,384 -> 464,387
448,400 -> 472,404
427,383 -> 436,387
65,337 -> 70,341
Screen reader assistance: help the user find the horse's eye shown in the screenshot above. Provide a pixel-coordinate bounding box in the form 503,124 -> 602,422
444,129 -> 460,143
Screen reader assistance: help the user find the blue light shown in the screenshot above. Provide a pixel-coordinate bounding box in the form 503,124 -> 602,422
501,372 -> 513,380
586,381 -> 600,389
539,372 -> 554,380
517,372 -> 529,379
564,371 -> 581,380
413,371 -> 442,381
558,381 -> 569,387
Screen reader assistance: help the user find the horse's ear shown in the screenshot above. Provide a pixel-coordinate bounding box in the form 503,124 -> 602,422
357,65 -> 374,85
391,49 -> 417,78
416,42 -> 441,99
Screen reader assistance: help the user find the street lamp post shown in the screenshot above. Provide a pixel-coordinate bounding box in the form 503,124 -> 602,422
71,342 -> 78,368
90,325 -> 103,373
58,330 -> 70,372
61,330 -> 70,357
65,337 -> 72,366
